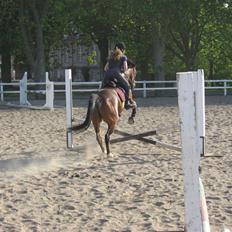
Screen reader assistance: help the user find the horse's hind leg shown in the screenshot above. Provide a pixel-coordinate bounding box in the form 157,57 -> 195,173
92,115 -> 105,154
105,124 -> 116,157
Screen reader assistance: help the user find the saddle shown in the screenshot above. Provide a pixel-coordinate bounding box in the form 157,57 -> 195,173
115,87 -> 126,103
104,80 -> 126,103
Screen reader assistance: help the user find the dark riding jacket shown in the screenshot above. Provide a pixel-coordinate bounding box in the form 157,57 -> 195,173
102,55 -> 130,96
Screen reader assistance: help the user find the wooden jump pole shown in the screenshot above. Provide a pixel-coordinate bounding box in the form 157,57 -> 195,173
111,130 -> 157,143
65,69 -> 73,149
112,129 -> 181,152
177,70 -> 210,232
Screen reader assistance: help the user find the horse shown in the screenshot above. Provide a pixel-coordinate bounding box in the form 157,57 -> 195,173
70,64 -> 137,157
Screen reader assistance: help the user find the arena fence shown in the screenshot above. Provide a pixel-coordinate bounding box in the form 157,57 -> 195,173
0,77 -> 232,106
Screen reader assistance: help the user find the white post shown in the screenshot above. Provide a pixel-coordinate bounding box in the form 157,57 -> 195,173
20,72 -> 30,105
143,82 -> 147,98
0,83 -> 3,102
44,72 -> 54,109
224,81 -> 227,96
65,69 -> 73,149
177,70 -> 207,232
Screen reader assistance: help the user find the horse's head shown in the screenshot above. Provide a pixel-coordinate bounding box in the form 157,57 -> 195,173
125,59 -> 136,89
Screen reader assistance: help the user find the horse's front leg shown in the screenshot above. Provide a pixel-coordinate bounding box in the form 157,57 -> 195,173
128,105 -> 137,124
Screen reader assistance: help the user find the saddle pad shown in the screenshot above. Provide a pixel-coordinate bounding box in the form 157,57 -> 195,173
115,88 -> 126,102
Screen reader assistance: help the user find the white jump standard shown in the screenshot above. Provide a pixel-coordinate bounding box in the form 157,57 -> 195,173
7,72 -> 54,110
65,69 -> 74,149
177,70 -> 209,232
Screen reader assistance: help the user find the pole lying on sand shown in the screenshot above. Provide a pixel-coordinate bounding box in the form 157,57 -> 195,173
65,69 -> 73,149
111,130 -> 157,143
112,129 -> 181,152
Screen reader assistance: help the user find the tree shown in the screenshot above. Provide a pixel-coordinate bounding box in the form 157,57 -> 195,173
18,0 -> 49,82
64,0 -> 165,80
17,0 -> 69,82
0,0 -> 19,82
160,1 -> 221,71
200,1 -> 232,79
65,0 -> 130,74
115,0 -> 159,79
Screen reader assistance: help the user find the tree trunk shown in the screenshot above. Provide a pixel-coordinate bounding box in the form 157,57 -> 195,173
208,59 -> 214,79
186,59 -> 194,71
1,50 -> 11,83
139,61 -> 149,80
34,23 -> 46,82
19,0 -> 46,82
184,52 -> 195,71
96,38 -> 109,79
153,38 -> 165,81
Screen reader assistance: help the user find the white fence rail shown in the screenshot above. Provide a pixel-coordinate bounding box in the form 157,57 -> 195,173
1,79 -> 232,104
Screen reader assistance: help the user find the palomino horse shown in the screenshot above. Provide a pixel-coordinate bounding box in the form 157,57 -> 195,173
70,65 -> 137,156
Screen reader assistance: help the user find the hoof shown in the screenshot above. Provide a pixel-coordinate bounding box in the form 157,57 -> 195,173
128,117 -> 135,124
107,152 -> 115,158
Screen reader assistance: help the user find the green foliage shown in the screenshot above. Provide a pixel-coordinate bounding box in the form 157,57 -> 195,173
0,0 -> 231,81
154,0 -> 232,78
0,0 -> 20,53
86,51 -> 97,65
197,1 -> 232,79
43,0 -> 68,49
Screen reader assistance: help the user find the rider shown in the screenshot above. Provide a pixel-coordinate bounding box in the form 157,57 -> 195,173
102,42 -> 136,109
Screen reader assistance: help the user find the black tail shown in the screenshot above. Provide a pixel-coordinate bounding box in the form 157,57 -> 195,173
71,94 -> 98,132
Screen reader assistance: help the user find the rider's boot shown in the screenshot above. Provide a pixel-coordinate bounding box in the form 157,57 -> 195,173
129,98 -> 137,107
125,96 -> 137,110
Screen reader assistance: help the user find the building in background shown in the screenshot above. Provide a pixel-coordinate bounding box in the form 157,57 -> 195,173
49,36 -> 102,82
0,37 -> 110,82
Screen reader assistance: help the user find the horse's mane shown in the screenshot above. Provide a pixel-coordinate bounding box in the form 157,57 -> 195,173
127,58 -> 136,68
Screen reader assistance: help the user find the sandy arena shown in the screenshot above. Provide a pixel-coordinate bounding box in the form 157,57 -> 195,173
0,96 -> 231,232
